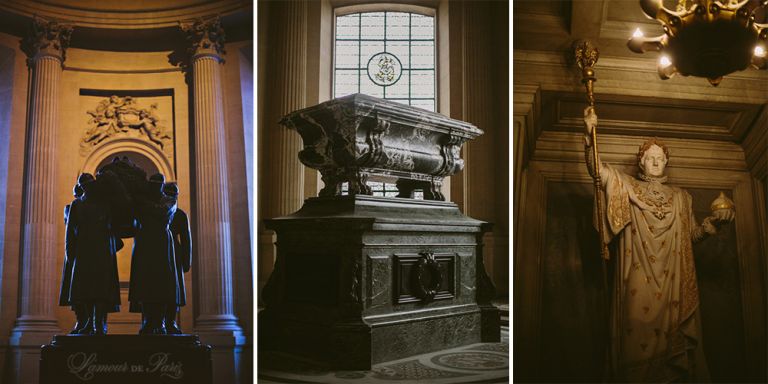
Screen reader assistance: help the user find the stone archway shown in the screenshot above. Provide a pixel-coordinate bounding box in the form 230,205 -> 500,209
80,136 -> 175,181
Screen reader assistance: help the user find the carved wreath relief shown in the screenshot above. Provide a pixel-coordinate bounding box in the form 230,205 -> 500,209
80,96 -> 173,157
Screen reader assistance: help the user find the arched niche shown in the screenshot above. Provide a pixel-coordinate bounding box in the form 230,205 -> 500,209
80,137 -> 175,181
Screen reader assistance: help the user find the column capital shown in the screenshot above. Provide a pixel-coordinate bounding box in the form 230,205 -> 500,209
21,17 -> 73,67
181,16 -> 226,63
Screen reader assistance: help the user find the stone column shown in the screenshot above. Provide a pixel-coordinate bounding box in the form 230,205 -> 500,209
258,0 -> 307,292
8,17 -> 71,384
182,17 -> 244,383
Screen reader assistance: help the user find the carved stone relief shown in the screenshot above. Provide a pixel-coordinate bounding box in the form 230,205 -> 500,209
80,95 -> 174,160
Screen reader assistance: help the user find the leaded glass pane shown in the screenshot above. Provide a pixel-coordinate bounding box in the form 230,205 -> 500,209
336,14 -> 359,39
411,14 -> 434,39
411,70 -> 435,98
387,13 -> 410,39
411,41 -> 435,69
335,40 -> 359,69
360,12 -> 385,39
334,69 -> 359,97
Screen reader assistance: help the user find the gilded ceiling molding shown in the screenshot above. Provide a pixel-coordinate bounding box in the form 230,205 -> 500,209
21,16 -> 73,66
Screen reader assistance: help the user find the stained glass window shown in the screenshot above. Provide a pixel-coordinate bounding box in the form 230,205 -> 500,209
334,11 -> 436,112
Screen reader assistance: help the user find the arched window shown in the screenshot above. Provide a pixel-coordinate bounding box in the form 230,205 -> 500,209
334,9 -> 436,112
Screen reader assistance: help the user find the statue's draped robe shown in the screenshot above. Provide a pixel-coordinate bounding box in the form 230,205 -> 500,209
169,208 -> 191,307
62,196 -> 121,309
599,164 -> 709,382
129,194 -> 180,309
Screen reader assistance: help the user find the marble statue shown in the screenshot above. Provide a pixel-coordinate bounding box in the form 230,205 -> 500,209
162,182 -> 192,334
583,107 -> 735,382
61,173 -> 122,335
128,173 -> 180,334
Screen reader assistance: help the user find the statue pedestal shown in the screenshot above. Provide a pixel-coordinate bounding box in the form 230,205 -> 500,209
40,335 -> 212,383
259,195 -> 499,369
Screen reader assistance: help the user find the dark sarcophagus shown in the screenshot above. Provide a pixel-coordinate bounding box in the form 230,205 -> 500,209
260,95 -> 499,369
278,93 -> 482,200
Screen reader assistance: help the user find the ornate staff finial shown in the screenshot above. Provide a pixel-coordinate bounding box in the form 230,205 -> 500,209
574,39 -> 600,106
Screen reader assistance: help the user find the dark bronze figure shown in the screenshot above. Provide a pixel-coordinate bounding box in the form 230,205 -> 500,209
61,158 -> 192,336
62,173 -> 122,335
163,182 -> 191,334
129,173 -> 180,334
61,183 -> 88,334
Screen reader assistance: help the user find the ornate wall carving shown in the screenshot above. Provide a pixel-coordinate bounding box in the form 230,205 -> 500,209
80,95 -> 174,161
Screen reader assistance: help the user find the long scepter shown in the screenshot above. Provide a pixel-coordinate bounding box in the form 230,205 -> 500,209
575,40 -> 609,260
575,40 -> 615,378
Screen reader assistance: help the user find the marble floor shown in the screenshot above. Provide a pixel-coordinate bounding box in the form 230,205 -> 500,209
258,328 -> 509,384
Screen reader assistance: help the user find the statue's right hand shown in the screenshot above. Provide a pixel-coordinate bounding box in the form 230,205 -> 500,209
584,106 -> 598,135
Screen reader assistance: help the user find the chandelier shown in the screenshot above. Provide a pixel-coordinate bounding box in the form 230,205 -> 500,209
627,0 -> 768,85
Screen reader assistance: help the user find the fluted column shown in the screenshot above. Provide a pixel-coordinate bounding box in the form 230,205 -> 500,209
10,17 -> 72,347
181,18 -> 243,340
258,0 -> 307,290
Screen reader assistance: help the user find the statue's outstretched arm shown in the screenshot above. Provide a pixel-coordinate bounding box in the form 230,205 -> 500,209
691,216 -> 717,243
583,106 -> 607,188
64,201 -> 78,261
690,193 -> 736,243
178,211 -> 192,273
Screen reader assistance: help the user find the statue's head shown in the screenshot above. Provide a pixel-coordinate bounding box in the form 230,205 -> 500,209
163,182 -> 179,198
77,173 -> 95,193
73,183 -> 83,198
637,138 -> 669,178
149,173 -> 165,185
148,173 -> 165,193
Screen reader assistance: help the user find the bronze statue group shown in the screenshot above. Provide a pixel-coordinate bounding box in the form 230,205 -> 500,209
60,157 -> 191,335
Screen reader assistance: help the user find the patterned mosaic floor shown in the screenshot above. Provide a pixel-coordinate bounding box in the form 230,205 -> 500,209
258,329 -> 509,384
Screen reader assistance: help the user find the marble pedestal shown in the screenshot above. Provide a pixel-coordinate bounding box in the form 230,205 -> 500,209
39,335 -> 212,383
259,195 -> 499,369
